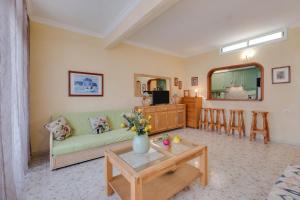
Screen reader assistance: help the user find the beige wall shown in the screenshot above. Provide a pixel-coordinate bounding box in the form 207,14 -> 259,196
30,22 -> 185,154
185,27 -> 300,146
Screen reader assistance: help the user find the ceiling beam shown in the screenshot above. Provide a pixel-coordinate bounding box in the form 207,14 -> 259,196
104,0 -> 180,49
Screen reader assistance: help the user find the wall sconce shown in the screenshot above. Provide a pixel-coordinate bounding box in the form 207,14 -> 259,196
241,49 -> 255,60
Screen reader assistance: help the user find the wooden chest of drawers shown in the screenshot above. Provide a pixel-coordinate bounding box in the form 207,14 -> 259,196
181,97 -> 202,128
135,104 -> 186,135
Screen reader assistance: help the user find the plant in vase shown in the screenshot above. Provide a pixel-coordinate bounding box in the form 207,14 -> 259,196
122,109 -> 152,154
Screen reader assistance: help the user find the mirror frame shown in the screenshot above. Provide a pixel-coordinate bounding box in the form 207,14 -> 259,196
134,73 -> 172,97
207,62 -> 264,101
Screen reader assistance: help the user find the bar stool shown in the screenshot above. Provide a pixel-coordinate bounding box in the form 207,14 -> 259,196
228,109 -> 245,138
215,108 -> 227,133
209,108 -> 216,131
250,111 -> 270,144
199,108 -> 210,130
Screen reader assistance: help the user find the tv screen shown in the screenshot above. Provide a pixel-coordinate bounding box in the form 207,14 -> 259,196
152,91 -> 169,105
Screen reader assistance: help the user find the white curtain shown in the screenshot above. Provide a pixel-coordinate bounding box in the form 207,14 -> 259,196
0,0 -> 29,199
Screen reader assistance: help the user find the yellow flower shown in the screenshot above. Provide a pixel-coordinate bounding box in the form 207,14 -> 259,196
130,126 -> 136,132
137,109 -> 142,113
148,115 -> 152,120
144,125 -> 152,132
139,119 -> 145,124
120,123 -> 126,128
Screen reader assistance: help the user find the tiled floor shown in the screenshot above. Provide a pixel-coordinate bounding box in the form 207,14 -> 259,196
23,128 -> 300,200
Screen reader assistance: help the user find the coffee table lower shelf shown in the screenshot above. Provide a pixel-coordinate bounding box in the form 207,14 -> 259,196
109,164 -> 200,200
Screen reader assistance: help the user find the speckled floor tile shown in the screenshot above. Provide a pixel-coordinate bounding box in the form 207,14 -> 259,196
23,128 -> 300,200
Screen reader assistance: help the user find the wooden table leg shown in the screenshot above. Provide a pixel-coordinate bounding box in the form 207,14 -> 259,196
104,153 -> 113,196
131,178 -> 142,200
199,146 -> 208,187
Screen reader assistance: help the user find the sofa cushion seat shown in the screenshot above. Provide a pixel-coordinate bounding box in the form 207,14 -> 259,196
52,128 -> 133,156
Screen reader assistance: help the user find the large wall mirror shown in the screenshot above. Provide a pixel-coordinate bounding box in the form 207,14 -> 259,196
207,63 -> 264,101
134,74 -> 171,97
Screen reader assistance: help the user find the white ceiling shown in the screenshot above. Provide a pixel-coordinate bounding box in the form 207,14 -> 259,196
28,0 -> 141,37
127,0 -> 300,57
28,0 -> 300,57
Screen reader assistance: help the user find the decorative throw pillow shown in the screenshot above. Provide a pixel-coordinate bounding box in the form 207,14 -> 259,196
89,116 -> 111,134
44,117 -> 72,141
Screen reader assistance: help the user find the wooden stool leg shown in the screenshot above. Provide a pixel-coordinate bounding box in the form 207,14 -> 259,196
266,115 -> 270,142
241,111 -> 245,136
228,111 -> 233,135
238,112 -> 242,138
222,110 -> 227,133
232,111 -> 236,135
204,109 -> 208,130
199,109 -> 203,129
250,113 -> 257,141
210,109 -> 215,131
263,113 -> 269,144
250,113 -> 254,141
228,111 -> 231,135
216,110 -> 220,132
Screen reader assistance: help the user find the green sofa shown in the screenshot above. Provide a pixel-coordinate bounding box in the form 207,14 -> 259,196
50,109 -> 134,170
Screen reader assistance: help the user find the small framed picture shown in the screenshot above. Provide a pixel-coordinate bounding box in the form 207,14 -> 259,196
184,90 -> 190,97
69,71 -> 104,96
191,76 -> 198,86
174,77 -> 179,86
178,81 -> 182,89
142,84 -> 146,92
272,66 -> 291,84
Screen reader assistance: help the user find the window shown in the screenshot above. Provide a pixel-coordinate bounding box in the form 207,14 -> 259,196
220,29 -> 286,54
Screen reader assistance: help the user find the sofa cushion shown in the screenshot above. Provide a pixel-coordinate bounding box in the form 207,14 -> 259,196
44,117 -> 72,141
52,128 -> 134,156
52,109 -> 131,136
89,116 -> 111,134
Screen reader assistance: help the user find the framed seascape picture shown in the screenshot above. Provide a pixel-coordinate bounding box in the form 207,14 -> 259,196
272,66 -> 291,84
191,76 -> 198,86
69,71 -> 104,96
178,81 -> 182,89
184,90 -> 190,97
174,77 -> 179,86
142,84 -> 147,92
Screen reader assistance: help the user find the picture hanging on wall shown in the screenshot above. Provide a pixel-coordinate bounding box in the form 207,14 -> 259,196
142,84 -> 147,92
272,66 -> 291,84
191,76 -> 198,86
174,77 -> 179,86
69,71 -> 104,96
184,90 -> 190,97
178,81 -> 182,89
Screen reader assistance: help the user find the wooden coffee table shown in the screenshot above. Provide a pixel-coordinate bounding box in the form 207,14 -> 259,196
104,136 -> 208,200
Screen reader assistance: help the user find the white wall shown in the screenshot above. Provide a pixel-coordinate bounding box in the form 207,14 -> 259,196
185,27 -> 300,146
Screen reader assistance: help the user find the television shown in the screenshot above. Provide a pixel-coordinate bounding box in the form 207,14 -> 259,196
152,91 -> 169,105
